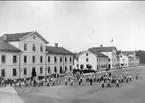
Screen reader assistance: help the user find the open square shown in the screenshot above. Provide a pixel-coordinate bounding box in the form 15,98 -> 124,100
14,66 -> 145,103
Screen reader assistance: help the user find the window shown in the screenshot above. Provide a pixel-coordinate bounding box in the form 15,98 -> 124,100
13,55 -> 17,63
70,66 -> 72,71
40,67 -> 43,74
77,58 -> 79,62
65,57 -> 67,62
1,55 -> 5,64
108,58 -> 110,62
13,69 -> 17,76
54,56 -> 57,62
48,56 -> 50,62
32,44 -> 36,51
24,56 -> 27,63
48,66 -> 50,73
60,57 -> 62,62
86,58 -> 88,62
40,45 -> 43,52
32,56 -> 35,63
86,53 -> 88,56
40,56 -> 43,63
70,57 -> 72,62
33,36 -> 35,39
77,64 -> 79,67
60,66 -> 62,73
1,69 -> 5,77
24,68 -> 27,75
65,66 -> 67,72
54,66 -> 57,73
24,44 -> 27,51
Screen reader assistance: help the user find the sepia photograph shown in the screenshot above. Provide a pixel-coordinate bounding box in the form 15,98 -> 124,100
0,1 -> 144,103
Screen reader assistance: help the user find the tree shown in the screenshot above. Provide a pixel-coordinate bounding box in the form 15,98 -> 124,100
86,64 -> 92,70
80,64 -> 84,70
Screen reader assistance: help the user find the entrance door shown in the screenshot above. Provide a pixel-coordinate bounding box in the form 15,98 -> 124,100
31,67 -> 36,77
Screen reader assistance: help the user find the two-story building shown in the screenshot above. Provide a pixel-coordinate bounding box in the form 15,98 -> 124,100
118,52 -> 129,67
90,45 -> 119,69
121,51 -> 140,67
0,39 -> 21,79
0,31 -> 49,79
74,49 -> 108,71
46,44 -> 74,75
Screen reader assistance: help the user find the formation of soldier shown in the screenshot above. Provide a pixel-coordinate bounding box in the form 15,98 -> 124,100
0,70 -> 139,88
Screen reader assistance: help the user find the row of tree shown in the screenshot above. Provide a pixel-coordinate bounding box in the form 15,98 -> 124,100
136,50 -> 145,64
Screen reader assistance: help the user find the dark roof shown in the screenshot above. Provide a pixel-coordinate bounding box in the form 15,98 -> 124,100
0,40 -> 21,52
91,46 -> 117,52
122,51 -> 135,54
88,49 -> 108,57
0,31 -> 49,44
46,46 -> 74,55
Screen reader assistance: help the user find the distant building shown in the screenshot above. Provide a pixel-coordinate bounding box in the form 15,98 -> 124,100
74,49 -> 108,71
121,51 -> 140,67
89,45 -> 119,69
118,52 -> 129,67
46,44 -> 74,75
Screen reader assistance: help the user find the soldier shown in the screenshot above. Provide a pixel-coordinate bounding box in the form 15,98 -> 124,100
47,78 -> 50,87
136,74 -> 139,80
65,78 -> 68,86
19,80 -> 21,88
102,80 -> 105,88
116,79 -> 119,87
70,78 -> 74,86
90,76 -> 93,86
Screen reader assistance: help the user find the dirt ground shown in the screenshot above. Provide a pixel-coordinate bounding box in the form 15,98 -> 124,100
15,66 -> 145,103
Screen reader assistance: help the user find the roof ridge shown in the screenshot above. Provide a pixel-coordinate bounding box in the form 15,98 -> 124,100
4,31 -> 34,35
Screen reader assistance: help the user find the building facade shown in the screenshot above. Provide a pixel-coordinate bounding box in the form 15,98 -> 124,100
0,31 -> 74,79
122,51 -> 140,67
90,45 -> 119,69
118,52 -> 129,67
74,49 -> 108,71
46,44 -> 74,75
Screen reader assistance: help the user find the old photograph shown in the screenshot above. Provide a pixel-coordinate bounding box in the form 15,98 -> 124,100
0,1 -> 144,103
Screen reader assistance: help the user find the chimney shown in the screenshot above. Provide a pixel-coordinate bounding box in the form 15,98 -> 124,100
100,45 -> 103,47
55,43 -> 58,47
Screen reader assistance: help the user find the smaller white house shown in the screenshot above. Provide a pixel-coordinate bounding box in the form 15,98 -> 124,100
118,52 -> 129,67
74,49 -> 108,71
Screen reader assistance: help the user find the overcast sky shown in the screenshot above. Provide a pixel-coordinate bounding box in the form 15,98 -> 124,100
0,1 -> 145,52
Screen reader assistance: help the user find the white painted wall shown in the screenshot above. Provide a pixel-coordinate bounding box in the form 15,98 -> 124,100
74,51 -> 109,71
46,54 -> 74,74
118,53 -> 129,67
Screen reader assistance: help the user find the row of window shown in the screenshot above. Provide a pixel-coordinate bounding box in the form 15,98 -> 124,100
0,66 -> 73,77
77,57 -> 108,63
24,43 -> 44,52
1,55 -> 17,63
48,56 -> 72,63
1,55 -> 73,64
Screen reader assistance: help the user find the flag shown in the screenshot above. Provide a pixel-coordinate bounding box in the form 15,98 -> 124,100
111,39 -> 113,43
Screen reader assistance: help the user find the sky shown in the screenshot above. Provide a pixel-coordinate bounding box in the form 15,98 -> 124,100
0,1 -> 145,52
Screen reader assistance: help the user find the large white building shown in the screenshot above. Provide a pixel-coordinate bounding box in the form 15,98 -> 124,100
90,45 -> 119,69
46,44 -> 74,75
74,49 -> 109,71
0,31 -> 74,79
